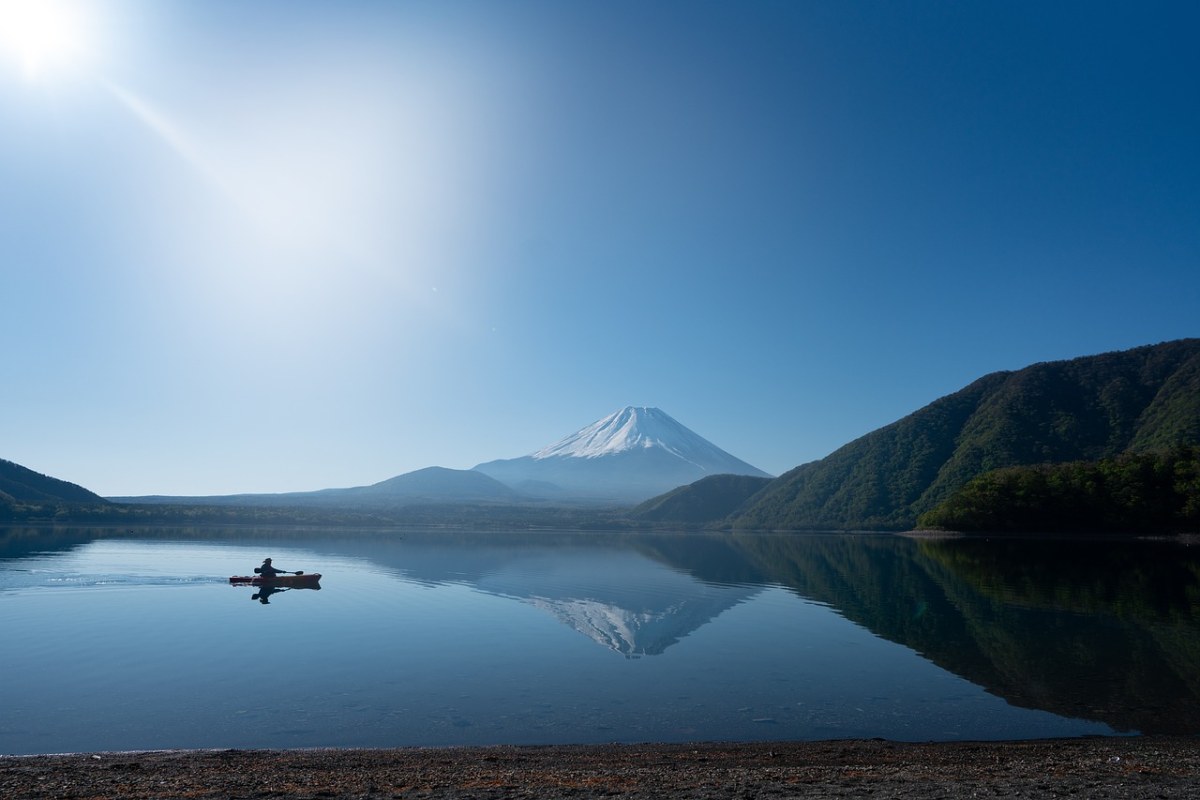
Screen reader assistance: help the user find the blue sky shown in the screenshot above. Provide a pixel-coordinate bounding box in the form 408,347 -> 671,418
2,1 -> 1197,497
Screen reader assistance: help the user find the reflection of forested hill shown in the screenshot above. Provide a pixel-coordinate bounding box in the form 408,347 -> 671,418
0,527 -> 102,561
727,534 -> 1001,688
913,537 -> 1200,730
721,534 -> 1200,734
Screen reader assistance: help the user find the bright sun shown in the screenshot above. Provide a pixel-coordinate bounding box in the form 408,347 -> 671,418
0,0 -> 89,79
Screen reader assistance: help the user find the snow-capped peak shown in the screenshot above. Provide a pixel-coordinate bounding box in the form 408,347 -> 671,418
473,406 -> 771,501
532,407 -> 727,466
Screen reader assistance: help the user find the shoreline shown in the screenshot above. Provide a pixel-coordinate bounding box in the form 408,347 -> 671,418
4,736 -> 1199,799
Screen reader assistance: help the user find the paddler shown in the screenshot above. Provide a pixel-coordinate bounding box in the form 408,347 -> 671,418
258,557 -> 287,577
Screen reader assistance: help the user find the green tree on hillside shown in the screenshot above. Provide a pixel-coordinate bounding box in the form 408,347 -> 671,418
918,445 -> 1200,533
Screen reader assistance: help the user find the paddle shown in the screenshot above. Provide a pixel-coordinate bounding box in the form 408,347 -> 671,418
253,568 -> 305,575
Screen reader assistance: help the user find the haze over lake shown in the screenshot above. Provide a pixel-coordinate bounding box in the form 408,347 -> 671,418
4,527 -> 1197,755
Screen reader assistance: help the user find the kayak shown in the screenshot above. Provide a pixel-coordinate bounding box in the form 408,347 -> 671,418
229,573 -> 321,587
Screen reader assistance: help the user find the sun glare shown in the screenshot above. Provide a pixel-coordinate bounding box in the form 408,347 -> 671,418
0,0 -> 89,79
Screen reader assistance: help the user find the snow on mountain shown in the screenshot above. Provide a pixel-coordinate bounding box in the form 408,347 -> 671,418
526,589 -> 756,657
533,407 -> 731,464
474,406 -> 771,503
470,544 -> 760,657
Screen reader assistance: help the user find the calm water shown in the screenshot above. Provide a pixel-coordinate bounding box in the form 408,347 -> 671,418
2,526 -> 1198,755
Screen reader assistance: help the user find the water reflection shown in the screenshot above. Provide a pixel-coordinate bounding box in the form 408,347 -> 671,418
726,533 -> 1200,735
249,585 -> 289,604
352,530 -> 1200,733
4,525 -> 1199,737
328,532 -> 762,657
482,552 -> 757,657
238,583 -> 323,604
906,536 -> 1200,735
0,526 -> 100,561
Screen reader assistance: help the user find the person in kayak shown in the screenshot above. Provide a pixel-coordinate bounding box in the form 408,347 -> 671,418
258,558 -> 288,577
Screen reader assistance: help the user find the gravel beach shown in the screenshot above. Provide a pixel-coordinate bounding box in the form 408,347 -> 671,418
4,736 -> 1199,799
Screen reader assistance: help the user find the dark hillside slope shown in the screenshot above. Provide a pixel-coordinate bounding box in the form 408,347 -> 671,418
630,474 -> 772,524
732,339 -> 1200,531
1130,350 -> 1200,451
0,458 -> 107,505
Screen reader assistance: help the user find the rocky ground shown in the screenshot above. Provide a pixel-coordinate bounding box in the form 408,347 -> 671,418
3,736 -> 1199,799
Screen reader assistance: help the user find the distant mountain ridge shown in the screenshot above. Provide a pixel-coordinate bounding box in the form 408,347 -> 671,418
112,467 -> 518,508
0,459 -> 106,506
97,408 -> 769,510
728,338 -> 1200,531
9,339 -> 1197,528
474,406 -> 771,503
108,409 -> 769,509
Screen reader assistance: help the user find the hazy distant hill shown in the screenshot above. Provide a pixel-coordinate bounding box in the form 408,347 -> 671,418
313,466 -> 521,506
730,339 -> 1200,531
0,458 -> 107,506
630,474 -> 772,524
115,466 -> 519,509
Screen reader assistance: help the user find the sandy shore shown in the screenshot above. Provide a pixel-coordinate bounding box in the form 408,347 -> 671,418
3,737 -> 1198,799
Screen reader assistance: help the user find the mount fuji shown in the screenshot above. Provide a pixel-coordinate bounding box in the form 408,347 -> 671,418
473,406 -> 771,503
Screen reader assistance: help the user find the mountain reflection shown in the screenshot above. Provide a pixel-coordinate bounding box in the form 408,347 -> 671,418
489,556 -> 759,658
6,526 -> 1200,734
354,533 -> 761,657
366,531 -> 1200,733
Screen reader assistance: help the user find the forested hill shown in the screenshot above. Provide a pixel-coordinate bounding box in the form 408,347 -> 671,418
917,445 -> 1200,533
0,458 -> 108,506
730,339 -> 1200,531
631,474 -> 773,524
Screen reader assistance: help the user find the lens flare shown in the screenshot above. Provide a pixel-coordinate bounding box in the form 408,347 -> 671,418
0,0 -> 89,79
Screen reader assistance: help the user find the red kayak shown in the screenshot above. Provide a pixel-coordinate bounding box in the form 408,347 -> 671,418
229,573 -> 321,588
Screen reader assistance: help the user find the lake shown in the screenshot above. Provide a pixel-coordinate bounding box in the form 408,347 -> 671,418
2,526 -> 1197,755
